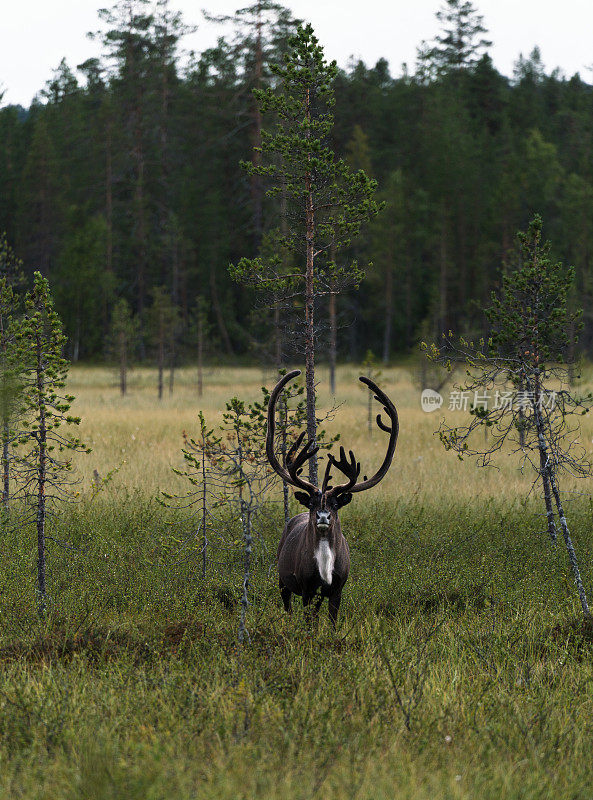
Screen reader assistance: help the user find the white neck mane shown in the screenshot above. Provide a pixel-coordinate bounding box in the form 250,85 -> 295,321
314,539 -> 335,584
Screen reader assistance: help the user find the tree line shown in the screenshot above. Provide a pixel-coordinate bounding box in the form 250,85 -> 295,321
2,0 -> 593,365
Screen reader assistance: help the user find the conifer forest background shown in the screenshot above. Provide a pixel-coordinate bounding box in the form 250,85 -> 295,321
3,0 -> 591,366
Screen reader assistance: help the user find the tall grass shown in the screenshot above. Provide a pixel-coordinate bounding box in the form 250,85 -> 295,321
0,365 -> 592,798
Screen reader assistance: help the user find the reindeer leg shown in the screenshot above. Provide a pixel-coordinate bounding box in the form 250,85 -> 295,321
314,593 -> 324,615
328,591 -> 342,628
301,590 -> 324,628
302,591 -> 316,628
280,582 -> 292,614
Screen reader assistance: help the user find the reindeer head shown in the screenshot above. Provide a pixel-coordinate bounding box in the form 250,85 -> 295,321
266,370 -> 399,532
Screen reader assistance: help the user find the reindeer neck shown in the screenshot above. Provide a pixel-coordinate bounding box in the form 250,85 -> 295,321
307,514 -> 340,548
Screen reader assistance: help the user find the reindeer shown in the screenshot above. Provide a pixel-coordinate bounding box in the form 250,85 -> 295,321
266,369 -> 399,625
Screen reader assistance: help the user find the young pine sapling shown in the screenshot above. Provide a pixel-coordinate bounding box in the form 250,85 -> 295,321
147,286 -> 180,399
15,272 -> 90,616
162,411 -> 223,579
427,217 -> 592,616
107,298 -> 139,396
216,398 -> 276,643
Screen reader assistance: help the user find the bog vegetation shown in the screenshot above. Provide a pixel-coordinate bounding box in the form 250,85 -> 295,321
0,365 -> 592,798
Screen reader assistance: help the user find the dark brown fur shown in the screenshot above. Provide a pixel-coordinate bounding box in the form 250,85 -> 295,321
277,502 -> 350,625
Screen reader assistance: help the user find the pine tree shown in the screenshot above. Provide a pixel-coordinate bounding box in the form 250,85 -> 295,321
192,295 -> 211,398
231,24 -> 381,484
216,396 -> 274,643
107,298 -> 139,396
162,411 -> 223,579
147,286 -> 180,399
430,217 -> 592,616
15,272 -> 89,616
419,0 -> 492,76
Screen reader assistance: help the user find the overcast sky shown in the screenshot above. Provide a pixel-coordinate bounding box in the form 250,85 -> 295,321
1,0 -> 592,107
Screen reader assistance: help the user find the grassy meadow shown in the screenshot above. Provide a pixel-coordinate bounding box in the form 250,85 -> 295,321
1,363 -> 593,798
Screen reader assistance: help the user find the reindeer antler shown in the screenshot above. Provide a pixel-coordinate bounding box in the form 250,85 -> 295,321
267,372 -> 398,499
325,446 -> 361,499
346,377 -> 399,494
266,370 -> 318,495
286,431 -> 319,486
320,455 -> 334,493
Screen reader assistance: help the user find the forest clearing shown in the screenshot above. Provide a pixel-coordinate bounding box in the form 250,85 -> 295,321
0,364 -> 592,799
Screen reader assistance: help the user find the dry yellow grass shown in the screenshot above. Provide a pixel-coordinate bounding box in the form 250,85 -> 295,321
67,362 -> 593,503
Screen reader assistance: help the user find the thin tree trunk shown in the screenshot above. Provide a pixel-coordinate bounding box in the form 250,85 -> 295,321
158,314 -> 164,400
160,53 -> 172,288
106,117 -> 113,277
405,249 -> 413,349
383,264 -> 393,365
549,469 -> 590,616
535,410 -> 558,544
251,4 -> 264,250
209,267 -> 233,356
567,315 -> 576,384
130,64 -> 148,321
134,119 -> 147,317
168,332 -> 175,395
172,236 -> 180,307
119,330 -> 127,397
457,201 -> 467,313
329,289 -> 337,395
73,306 -> 80,362
304,223 -> 317,487
2,419 -> 9,508
181,267 -> 189,327
518,372 -> 526,448
238,500 -> 252,644
35,335 -> 47,618
304,87 -> 317,486
169,356 -> 175,395
277,185 -> 287,370
274,301 -> 282,369
105,111 -> 113,333
201,441 -> 207,579
439,211 -> 448,334
532,374 -> 557,543
197,311 -> 203,398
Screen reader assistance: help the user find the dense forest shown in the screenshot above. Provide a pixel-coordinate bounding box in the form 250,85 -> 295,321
2,0 -> 593,365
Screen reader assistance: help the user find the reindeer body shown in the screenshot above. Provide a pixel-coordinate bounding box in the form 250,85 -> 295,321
267,370 -> 398,626
277,510 -> 350,622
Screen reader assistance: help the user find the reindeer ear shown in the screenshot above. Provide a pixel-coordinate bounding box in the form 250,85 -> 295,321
294,491 -> 312,508
336,493 -> 352,508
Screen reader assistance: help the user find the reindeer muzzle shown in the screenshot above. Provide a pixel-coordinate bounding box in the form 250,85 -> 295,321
316,511 -> 331,532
